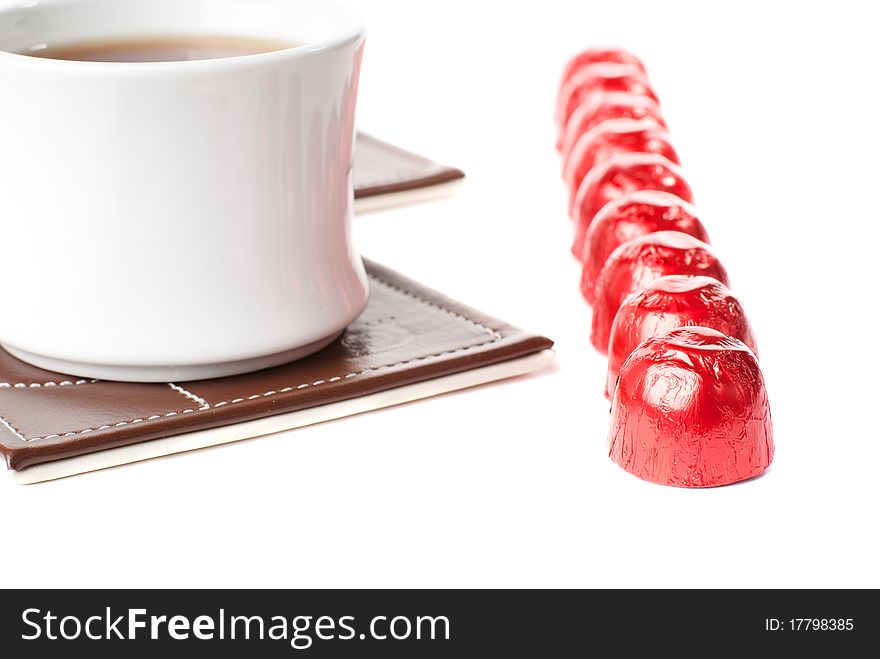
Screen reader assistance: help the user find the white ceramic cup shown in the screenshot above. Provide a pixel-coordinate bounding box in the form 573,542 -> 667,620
0,0 -> 368,382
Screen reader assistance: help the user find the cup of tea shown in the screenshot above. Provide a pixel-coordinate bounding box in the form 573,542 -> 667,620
0,0 -> 368,382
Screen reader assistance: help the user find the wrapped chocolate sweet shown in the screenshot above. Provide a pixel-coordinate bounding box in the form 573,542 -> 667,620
609,326 -> 773,487
563,119 -> 677,205
558,93 -> 666,160
555,63 -> 658,135
579,191 -> 707,303
606,275 -> 757,398
590,231 -> 728,353
571,153 -> 693,259
559,48 -> 646,91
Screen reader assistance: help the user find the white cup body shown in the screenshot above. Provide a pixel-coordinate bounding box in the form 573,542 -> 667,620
0,0 -> 368,381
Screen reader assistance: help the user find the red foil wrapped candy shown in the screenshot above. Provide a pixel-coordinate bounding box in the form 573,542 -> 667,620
558,93 -> 666,160
556,64 -> 658,136
572,153 -> 693,259
606,275 -> 758,399
579,191 -> 707,304
590,231 -> 728,353
609,326 -> 773,488
559,48 -> 646,91
563,119 -> 677,206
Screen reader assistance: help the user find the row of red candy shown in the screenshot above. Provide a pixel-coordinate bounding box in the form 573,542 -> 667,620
556,49 -> 774,488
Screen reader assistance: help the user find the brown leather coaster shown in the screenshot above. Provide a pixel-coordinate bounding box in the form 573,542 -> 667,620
353,133 -> 465,211
0,260 -> 552,476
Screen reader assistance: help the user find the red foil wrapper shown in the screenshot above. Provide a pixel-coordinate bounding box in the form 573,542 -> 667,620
555,64 -> 658,136
559,48 -> 646,91
609,326 -> 774,488
572,153 -> 693,259
558,93 -> 666,160
579,191 -> 707,304
590,231 -> 728,353
606,275 -> 758,399
563,119 -> 677,207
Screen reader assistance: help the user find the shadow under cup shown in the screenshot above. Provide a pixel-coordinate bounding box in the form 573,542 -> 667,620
0,0 -> 369,382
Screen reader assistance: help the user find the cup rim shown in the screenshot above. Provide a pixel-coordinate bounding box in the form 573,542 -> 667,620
0,0 -> 365,69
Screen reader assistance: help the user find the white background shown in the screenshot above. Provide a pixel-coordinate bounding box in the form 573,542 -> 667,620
4,0 -> 879,588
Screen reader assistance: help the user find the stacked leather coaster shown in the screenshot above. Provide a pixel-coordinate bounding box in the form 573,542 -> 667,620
353,133 -> 465,212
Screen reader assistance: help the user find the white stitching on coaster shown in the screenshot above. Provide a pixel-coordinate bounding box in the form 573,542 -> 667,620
31,408 -> 202,441
0,415 -> 27,442
206,272 -> 504,408
0,378 -> 98,389
366,275 -> 502,340
5,272 -> 503,442
208,339 -> 497,409
168,383 -> 211,411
